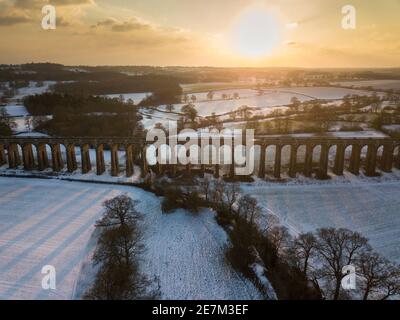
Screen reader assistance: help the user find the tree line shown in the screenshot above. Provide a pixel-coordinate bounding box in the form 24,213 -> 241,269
84,195 -> 159,300
23,93 -> 143,137
150,176 -> 400,300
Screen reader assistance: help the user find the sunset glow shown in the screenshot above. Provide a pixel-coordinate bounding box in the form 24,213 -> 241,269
229,9 -> 282,58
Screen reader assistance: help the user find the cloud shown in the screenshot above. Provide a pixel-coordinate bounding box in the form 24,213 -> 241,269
111,20 -> 150,32
51,0 -> 94,5
12,0 -> 94,8
286,22 -> 298,30
0,0 -> 94,27
93,17 -> 117,27
57,16 -> 70,26
0,12 -> 31,25
91,17 -> 151,32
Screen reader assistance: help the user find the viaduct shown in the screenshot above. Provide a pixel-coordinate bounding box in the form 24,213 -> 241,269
0,136 -> 399,179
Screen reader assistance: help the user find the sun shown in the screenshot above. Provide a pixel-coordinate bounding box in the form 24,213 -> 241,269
229,9 -> 282,58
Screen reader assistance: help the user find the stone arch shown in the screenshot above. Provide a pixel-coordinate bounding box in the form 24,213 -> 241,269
125,143 -> 135,177
281,144 -> 291,169
63,143 -> 77,173
46,143 -> 64,172
36,143 -> 50,171
95,143 -> 106,175
21,142 -> 35,170
257,144 -> 267,178
273,144 -> 283,179
379,142 -> 396,173
0,142 -> 6,166
394,144 -> 400,169
77,142 -> 92,174
7,143 -> 22,169
109,143 -> 120,176
363,143 -> 379,176
376,144 -> 385,172
287,144 -> 299,178
295,145 -> 307,175
342,144 -> 353,174
312,144 -> 321,166
328,143 -> 344,176
302,143 -> 316,177
265,145 -> 276,176
359,144 -> 369,173
328,144 -> 337,167
316,143 -> 330,179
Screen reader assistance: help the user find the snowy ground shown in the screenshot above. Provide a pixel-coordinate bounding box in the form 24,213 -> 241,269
333,80 -> 400,90
1,105 -> 29,117
139,86 -> 374,129
383,125 -> 400,134
2,81 -> 55,132
12,81 -> 56,102
0,177 -> 262,300
242,179 -> 400,263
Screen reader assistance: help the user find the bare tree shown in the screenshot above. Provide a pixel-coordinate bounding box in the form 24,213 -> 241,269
181,104 -> 198,122
198,176 -> 212,202
96,194 -> 143,229
264,213 -> 280,233
165,104 -> 174,112
292,232 -> 317,276
182,94 -> 189,103
84,195 -> 157,300
93,223 -> 143,268
357,250 -> 393,300
290,97 -> 301,113
222,182 -> 240,214
0,108 -> 16,134
380,264 -> 400,300
268,225 -> 292,258
315,228 -> 369,300
210,179 -> 224,208
237,195 -> 261,225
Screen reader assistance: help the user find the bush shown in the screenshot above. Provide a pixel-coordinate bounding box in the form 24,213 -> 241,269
185,190 -> 202,213
215,209 -> 234,227
161,187 -> 203,214
161,186 -> 184,213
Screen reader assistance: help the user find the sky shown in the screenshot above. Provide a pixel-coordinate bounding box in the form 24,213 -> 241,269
0,0 -> 399,67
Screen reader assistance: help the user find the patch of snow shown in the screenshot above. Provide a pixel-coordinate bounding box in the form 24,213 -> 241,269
383,125 -> 400,132
242,179 -> 400,263
1,105 -> 29,117
0,177 -> 262,300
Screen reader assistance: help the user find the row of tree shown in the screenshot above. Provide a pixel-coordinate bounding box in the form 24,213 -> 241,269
0,108 -> 16,136
158,177 -> 400,300
23,93 -> 143,137
85,195 -> 159,300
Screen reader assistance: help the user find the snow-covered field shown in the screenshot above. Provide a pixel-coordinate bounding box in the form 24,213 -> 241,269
12,81 -> 56,101
383,125 -> 400,133
0,177 -> 262,300
186,87 -> 372,117
243,180 -> 400,263
2,81 -> 55,132
0,105 -> 29,117
139,86 -> 374,129
334,80 -> 400,90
